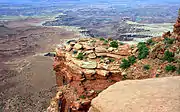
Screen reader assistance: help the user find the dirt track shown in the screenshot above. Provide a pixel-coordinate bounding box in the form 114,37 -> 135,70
0,18 -> 78,112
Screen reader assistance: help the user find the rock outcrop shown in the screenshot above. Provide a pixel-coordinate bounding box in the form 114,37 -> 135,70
89,76 -> 180,112
47,11 -> 180,112
172,9 -> 180,40
48,38 -> 132,112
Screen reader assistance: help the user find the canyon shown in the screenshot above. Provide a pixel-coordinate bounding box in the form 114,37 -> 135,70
47,11 -> 180,112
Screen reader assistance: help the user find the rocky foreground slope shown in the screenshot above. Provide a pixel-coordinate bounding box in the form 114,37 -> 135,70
47,11 -> 180,112
89,76 -> 180,112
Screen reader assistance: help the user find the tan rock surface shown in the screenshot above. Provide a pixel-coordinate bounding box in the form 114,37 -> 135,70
90,76 -> 180,112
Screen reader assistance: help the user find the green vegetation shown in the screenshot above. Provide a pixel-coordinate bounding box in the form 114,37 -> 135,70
137,42 -> 149,59
165,65 -> 177,72
155,74 -> 160,77
100,37 -> 105,41
110,40 -> 119,48
164,37 -> 175,44
108,58 -> 115,62
120,59 -> 131,69
128,56 -> 136,65
143,64 -> 150,70
120,56 -> 136,69
163,50 -> 175,62
104,40 -> 109,44
77,52 -> 84,60
120,56 -> 137,69
79,95 -> 86,99
147,38 -> 155,45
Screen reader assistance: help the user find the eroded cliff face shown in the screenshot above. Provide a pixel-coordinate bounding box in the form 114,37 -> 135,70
48,38 -> 132,112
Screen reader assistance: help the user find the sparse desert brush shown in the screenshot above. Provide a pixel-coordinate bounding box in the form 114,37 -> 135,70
77,52 -> 84,60
104,40 -> 108,44
120,59 -> 131,69
108,58 -> 115,62
146,38 -> 155,45
79,95 -> 86,99
128,56 -> 136,65
110,40 -> 119,48
164,37 -> 175,44
137,42 -> 149,59
165,65 -> 177,72
100,37 -> 105,41
143,64 -> 150,70
163,50 -> 175,62
120,56 -> 136,69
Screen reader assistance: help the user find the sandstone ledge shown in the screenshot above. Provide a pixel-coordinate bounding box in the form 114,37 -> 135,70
89,76 -> 180,112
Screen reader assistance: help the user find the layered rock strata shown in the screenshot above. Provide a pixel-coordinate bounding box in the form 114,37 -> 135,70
48,38 -> 132,112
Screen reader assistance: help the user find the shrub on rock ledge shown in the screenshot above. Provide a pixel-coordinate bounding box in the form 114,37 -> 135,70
104,40 -> 109,44
77,52 -> 84,60
163,50 -> 175,62
164,37 -> 175,44
143,64 -> 150,70
120,59 -> 131,69
165,65 -> 177,72
110,40 -> 119,48
120,56 -> 136,69
137,42 -> 149,59
100,37 -> 105,41
128,56 -> 136,65
146,38 -> 155,45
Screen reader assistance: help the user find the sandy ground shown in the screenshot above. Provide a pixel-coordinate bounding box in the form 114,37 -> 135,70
0,18 -> 79,112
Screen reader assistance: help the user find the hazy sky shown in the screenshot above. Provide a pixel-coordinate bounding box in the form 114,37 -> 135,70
0,0 -> 180,4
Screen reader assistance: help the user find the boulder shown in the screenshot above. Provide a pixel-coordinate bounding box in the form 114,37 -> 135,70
97,63 -> 109,70
88,53 -> 96,59
74,43 -> 83,50
96,53 -> 123,59
95,46 -> 107,53
96,70 -> 109,76
84,69 -> 96,75
83,44 -> 95,50
81,61 -> 97,69
108,47 -> 115,52
84,50 -> 94,54
89,76 -> 180,112
132,47 -> 138,54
